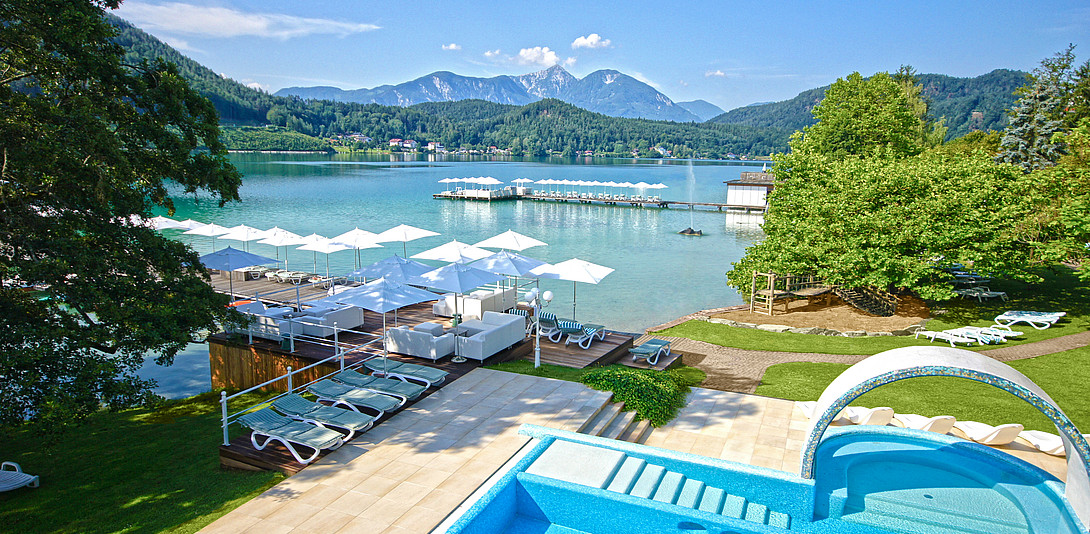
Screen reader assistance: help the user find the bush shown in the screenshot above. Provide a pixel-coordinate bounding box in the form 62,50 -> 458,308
580,367 -> 693,427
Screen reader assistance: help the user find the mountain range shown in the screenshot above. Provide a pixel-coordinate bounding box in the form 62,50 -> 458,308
276,66 -> 706,123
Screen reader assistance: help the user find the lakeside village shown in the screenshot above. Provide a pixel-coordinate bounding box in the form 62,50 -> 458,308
327,132 -> 755,160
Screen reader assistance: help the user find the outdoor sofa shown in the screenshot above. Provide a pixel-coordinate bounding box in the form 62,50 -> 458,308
454,311 -> 526,361
432,287 -> 517,320
385,323 -> 456,361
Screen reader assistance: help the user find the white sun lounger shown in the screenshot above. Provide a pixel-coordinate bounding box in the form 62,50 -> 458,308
914,329 -> 977,347
844,406 -> 894,426
954,421 -> 1023,446
942,327 -> 1004,345
796,401 -> 849,423
0,462 -> 39,491
1019,430 -> 1067,456
995,311 -> 1066,330
894,413 -> 956,434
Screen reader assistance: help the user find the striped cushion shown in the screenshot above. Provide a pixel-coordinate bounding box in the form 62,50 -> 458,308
557,319 -> 582,331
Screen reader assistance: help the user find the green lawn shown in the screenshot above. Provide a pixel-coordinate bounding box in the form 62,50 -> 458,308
485,361 -> 707,388
756,345 -> 1090,433
0,392 -> 282,534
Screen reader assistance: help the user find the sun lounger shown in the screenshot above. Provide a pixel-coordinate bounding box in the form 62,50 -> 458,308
536,311 -> 564,342
844,406 -> 894,426
557,319 -> 605,349
237,408 -> 345,464
958,325 -> 1023,340
914,329 -> 977,347
306,379 -> 402,417
629,338 -> 672,366
362,357 -> 449,388
332,369 -> 427,405
265,269 -> 289,282
953,421 -> 1023,446
893,413 -> 956,434
941,327 -> 1004,345
0,462 -> 38,491
954,287 -> 1008,302
1019,430 -> 1066,456
995,311 -> 1066,330
271,393 -> 375,441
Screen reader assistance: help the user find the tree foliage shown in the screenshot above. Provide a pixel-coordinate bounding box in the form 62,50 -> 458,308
725,151 -> 1030,299
0,0 -> 242,432
789,72 -> 924,158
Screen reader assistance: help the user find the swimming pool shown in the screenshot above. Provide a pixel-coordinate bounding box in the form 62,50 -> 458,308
438,425 -> 1085,534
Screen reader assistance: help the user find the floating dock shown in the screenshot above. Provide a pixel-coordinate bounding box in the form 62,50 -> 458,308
433,189 -> 765,213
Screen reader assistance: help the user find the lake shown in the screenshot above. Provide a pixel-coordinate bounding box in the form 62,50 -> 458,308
143,153 -> 767,397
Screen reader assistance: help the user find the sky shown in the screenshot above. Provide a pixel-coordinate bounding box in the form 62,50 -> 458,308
113,0 -> 1090,112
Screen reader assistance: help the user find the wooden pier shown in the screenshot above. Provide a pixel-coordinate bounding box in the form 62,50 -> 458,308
433,190 -> 766,213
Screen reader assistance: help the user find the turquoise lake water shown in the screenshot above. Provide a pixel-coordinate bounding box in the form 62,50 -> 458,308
144,153 -> 767,397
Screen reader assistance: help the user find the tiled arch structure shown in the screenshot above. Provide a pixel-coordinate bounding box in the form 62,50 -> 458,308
799,346 -> 1090,527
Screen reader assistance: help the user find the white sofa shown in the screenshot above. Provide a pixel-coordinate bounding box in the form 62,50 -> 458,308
234,301 -> 295,341
432,287 -> 517,320
385,323 -> 456,361
455,311 -> 526,361
284,305 -> 366,338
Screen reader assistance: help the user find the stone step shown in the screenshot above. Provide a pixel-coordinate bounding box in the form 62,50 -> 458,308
601,409 -> 637,440
652,471 -> 685,504
619,419 -> 653,444
629,464 -> 666,499
721,493 -> 746,519
676,478 -> 705,509
697,486 -> 726,514
582,402 -> 624,437
574,392 -> 617,434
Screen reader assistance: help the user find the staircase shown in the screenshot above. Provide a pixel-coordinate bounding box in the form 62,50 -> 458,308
602,454 -> 792,530
835,286 -> 898,317
578,401 -> 653,444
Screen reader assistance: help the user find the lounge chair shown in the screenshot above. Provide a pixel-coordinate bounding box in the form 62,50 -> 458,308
941,327 -> 1004,345
893,413 -> 956,434
557,319 -> 605,349
536,311 -> 564,342
362,357 -> 449,388
271,393 -> 375,441
844,406 -> 894,426
954,287 -> 1008,302
957,325 -> 1024,340
0,462 -> 38,491
265,269 -> 289,282
953,421 -> 1023,446
508,308 -> 535,334
629,338 -> 672,366
306,379 -> 402,417
995,311 -> 1066,330
914,329 -> 977,347
237,408 -> 344,464
1019,430 -> 1066,456
332,369 -> 427,405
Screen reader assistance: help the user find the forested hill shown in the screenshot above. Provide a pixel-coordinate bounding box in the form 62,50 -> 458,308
708,69 -> 1027,139
107,16 -> 787,156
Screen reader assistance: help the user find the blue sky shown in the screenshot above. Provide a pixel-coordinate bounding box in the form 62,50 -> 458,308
114,0 -> 1090,111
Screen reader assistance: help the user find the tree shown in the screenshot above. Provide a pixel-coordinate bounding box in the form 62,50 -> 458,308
726,150 -> 1032,299
996,75 -> 1065,171
790,72 -> 924,158
0,0 -> 242,431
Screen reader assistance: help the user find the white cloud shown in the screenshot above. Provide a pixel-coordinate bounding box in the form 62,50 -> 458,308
705,69 -> 727,77
158,35 -> 202,54
441,43 -> 461,51
678,79 -> 689,87
564,57 -> 577,67
517,46 -> 560,67
244,81 -> 270,93
571,33 -> 611,49
117,1 -> 379,39
483,49 -> 502,58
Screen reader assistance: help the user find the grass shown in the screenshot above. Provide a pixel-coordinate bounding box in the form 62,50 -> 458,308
756,345 -> 1090,433
654,266 -> 1090,355
0,392 -> 283,534
484,360 -> 707,389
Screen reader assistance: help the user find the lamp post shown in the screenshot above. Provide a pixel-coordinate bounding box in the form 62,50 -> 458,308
525,287 -> 553,368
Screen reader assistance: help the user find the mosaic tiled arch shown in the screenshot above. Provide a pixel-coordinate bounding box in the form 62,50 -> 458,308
798,346 -> 1090,527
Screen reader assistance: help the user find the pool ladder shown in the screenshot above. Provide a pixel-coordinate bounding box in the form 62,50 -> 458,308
603,455 -> 792,530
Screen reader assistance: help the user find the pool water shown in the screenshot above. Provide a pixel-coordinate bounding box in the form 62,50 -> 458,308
440,425 -> 1085,534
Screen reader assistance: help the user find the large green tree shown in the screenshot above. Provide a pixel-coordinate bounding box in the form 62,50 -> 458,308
0,0 -> 241,431
789,71 -> 924,158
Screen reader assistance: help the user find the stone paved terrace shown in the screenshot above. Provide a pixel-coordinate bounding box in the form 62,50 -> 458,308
201,370 -> 1070,533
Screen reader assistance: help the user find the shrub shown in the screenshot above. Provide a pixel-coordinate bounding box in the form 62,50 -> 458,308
581,367 -> 693,427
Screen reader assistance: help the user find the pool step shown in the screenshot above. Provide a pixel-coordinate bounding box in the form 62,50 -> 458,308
843,495 -> 1028,534
600,455 -> 791,530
